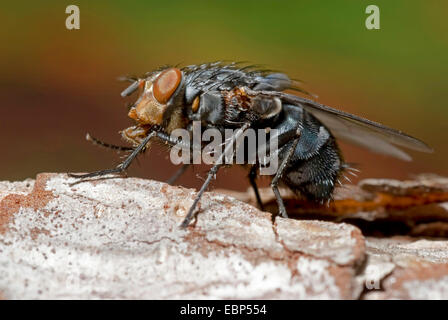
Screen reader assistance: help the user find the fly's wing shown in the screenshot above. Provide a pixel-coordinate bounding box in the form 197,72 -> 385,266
275,92 -> 433,161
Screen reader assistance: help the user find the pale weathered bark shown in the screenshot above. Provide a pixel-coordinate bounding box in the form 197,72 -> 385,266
0,173 -> 447,299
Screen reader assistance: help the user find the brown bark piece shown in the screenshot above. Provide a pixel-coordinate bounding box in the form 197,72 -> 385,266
218,175 -> 448,237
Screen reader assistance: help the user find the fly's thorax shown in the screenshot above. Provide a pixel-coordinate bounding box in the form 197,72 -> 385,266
223,87 -> 282,120
184,86 -> 283,128
223,87 -> 251,111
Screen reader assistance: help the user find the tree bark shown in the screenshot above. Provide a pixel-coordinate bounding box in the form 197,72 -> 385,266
0,173 -> 447,299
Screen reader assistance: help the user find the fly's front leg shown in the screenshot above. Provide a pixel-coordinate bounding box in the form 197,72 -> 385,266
68,131 -> 157,179
180,123 -> 251,228
270,128 -> 301,218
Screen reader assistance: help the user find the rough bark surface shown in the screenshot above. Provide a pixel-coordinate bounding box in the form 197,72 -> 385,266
0,173 -> 447,299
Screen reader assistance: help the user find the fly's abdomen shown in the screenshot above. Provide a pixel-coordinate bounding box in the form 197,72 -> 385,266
272,105 -> 343,201
283,136 -> 343,201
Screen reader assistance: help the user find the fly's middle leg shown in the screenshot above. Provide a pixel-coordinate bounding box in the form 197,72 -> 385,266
270,129 -> 301,218
166,164 -> 190,185
180,123 -> 251,228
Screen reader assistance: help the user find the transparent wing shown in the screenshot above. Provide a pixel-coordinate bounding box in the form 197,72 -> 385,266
276,93 -> 433,161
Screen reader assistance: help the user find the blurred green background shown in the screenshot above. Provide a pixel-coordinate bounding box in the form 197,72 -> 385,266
0,0 -> 446,190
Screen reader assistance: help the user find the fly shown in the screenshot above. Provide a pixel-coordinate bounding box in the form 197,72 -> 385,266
69,62 -> 433,228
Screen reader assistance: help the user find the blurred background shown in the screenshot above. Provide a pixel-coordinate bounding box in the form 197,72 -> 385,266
1,0 -> 446,191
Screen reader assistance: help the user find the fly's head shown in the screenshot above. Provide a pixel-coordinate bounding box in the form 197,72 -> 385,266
126,67 -> 187,133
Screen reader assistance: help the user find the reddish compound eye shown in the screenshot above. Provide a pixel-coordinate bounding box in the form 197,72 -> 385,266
153,68 -> 182,104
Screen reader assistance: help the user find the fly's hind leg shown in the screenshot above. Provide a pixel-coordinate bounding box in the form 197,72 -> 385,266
248,165 -> 264,211
270,129 -> 301,218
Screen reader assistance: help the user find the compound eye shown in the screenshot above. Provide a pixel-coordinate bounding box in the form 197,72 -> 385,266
153,68 -> 182,104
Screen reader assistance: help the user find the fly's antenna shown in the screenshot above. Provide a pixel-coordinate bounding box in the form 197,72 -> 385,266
86,133 -> 134,152
119,79 -> 142,97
